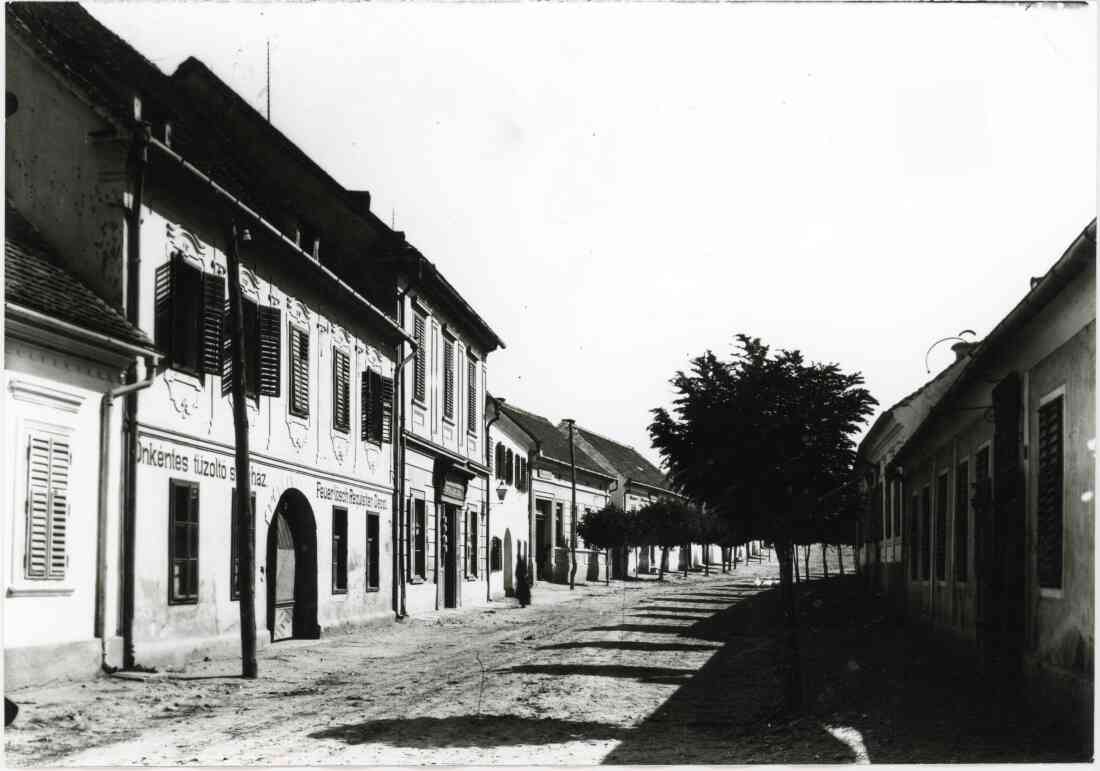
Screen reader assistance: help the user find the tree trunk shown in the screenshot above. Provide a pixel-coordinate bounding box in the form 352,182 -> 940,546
793,548 -> 800,583
606,548 -> 611,585
658,547 -> 666,581
704,544 -> 710,576
803,544 -> 811,582
226,223 -> 257,680
822,543 -> 830,579
776,540 -> 803,712
683,544 -> 689,578
838,544 -> 845,576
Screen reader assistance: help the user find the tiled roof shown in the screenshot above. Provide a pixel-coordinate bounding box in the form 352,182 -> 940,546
5,202 -> 154,350
570,425 -> 672,492
496,401 -> 608,477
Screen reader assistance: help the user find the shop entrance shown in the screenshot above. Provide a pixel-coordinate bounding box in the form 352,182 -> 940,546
441,504 -> 459,608
266,488 -> 318,642
535,499 -> 552,581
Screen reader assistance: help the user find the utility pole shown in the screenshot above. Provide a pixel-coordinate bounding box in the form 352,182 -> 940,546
225,221 -> 258,679
564,419 -> 578,590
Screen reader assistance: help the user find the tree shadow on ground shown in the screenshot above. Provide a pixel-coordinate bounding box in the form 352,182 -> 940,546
309,715 -> 627,748
539,640 -> 720,654
629,613 -> 709,622
638,596 -> 739,605
498,663 -> 694,685
634,604 -> 714,615
580,624 -> 688,635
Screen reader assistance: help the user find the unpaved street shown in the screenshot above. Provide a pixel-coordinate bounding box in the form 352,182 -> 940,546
5,562 -> 779,766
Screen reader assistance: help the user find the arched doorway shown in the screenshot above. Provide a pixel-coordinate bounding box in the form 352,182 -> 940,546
503,529 -> 514,596
266,489 -> 319,642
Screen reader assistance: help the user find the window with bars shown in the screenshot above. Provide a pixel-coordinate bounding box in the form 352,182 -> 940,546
413,314 -> 427,403
230,490 -> 256,601
155,254 -> 224,377
332,507 -> 348,594
332,348 -> 351,434
955,461 -> 969,583
490,536 -> 502,572
289,325 -> 310,418
24,433 -> 70,581
467,358 -> 478,435
169,479 -> 199,604
443,337 -> 455,421
412,498 -> 426,580
221,298 -> 282,400
361,369 -> 395,445
935,473 -> 948,581
1037,395 -> 1064,590
366,514 -> 380,592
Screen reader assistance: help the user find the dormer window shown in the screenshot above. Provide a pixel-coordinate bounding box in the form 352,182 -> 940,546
296,220 -> 319,261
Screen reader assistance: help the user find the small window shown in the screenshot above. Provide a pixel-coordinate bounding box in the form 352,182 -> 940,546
495,443 -> 506,480
1037,395 -> 1064,590
230,490 -> 256,601
332,507 -> 348,594
935,474 -> 948,581
289,325 -> 310,418
332,348 -> 350,434
169,479 -> 200,604
221,299 -> 282,400
24,433 -> 70,581
909,492 -> 919,580
366,513 -> 380,592
920,486 -> 931,581
893,483 -> 901,540
506,448 -> 514,486
555,502 -> 565,546
361,369 -> 394,445
954,461 -> 969,583
443,337 -> 455,421
465,508 -> 479,578
413,314 -> 427,404
412,498 -> 427,581
467,357 -> 478,435
884,482 -> 892,540
490,536 -> 502,572
155,254 -> 223,376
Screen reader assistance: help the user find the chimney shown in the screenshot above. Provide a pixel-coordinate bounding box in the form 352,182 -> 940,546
950,341 -> 978,361
347,190 -> 371,217
1030,276 -> 1043,290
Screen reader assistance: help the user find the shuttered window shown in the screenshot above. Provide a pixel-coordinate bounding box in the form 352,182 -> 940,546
443,337 -> 455,420
221,299 -> 281,400
506,449 -> 514,486
490,536 -> 502,572
467,358 -> 478,435
361,370 -> 394,445
1037,396 -> 1064,589
332,507 -> 348,594
24,433 -> 70,581
412,498 -> 426,580
332,348 -> 350,434
169,479 -> 199,604
909,493 -> 919,580
955,461 -> 969,583
920,486 -> 931,580
289,325 -> 310,418
466,508 -> 479,577
413,314 -> 427,403
935,474 -> 948,581
230,490 -> 256,601
495,443 -> 505,480
155,255 -> 223,376
884,480 -> 892,539
893,483 -> 902,541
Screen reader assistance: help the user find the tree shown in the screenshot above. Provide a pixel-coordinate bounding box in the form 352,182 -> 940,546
577,505 -> 631,585
632,499 -> 698,581
649,335 -> 876,711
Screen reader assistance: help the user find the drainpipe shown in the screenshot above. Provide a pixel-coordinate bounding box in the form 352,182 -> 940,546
393,288 -> 416,620
121,120 -> 150,670
528,444 -> 541,585
484,398 -> 504,602
96,358 -> 157,670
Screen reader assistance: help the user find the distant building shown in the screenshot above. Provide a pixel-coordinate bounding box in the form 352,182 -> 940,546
497,403 -> 615,585
485,396 -> 538,598
885,220 -> 1095,746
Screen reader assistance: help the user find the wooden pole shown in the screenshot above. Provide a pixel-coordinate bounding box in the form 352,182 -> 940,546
565,419 -> 578,590
225,221 -> 257,679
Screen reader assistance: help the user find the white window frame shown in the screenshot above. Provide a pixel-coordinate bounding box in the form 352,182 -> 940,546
1037,385 -> 1067,600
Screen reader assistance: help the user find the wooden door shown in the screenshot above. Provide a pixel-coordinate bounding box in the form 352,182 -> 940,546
271,513 -> 296,642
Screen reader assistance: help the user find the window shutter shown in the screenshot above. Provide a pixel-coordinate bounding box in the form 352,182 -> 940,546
443,338 -> 455,419
413,315 -> 427,402
24,435 -> 69,581
332,349 -> 350,433
506,448 -> 514,485
257,306 -> 282,397
360,371 -> 373,442
467,359 -> 477,432
1037,397 -> 1064,589
221,300 -> 233,397
201,274 -> 225,375
154,261 -> 175,362
380,376 -> 394,443
174,257 -> 204,373
289,327 -> 310,418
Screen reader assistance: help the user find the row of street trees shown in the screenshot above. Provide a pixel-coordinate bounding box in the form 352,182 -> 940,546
647,335 -> 877,711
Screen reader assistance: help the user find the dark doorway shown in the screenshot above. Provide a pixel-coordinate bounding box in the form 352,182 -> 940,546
442,504 -> 459,608
535,499 -> 552,581
266,488 -> 319,641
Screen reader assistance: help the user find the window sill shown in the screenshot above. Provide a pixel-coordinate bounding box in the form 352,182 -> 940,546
409,577 -> 426,585
443,416 -> 456,426
7,586 -> 75,598
1040,587 -> 1064,600
331,590 -> 348,600
366,586 -> 381,593
168,598 -> 199,606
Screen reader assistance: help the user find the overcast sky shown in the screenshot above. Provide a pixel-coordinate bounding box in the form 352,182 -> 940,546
88,1 -> 1096,467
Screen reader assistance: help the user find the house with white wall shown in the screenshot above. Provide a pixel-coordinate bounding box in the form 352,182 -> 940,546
485,396 -> 538,599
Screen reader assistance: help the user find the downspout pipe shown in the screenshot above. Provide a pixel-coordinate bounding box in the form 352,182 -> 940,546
96,358 -> 158,671
484,398 -> 504,602
393,285 -> 416,620
528,443 -> 542,585
121,120 -> 150,671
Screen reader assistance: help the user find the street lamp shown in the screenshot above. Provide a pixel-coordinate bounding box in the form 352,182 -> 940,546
496,478 -> 508,503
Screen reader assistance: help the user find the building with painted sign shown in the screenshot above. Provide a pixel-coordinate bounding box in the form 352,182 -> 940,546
6,4 -> 411,675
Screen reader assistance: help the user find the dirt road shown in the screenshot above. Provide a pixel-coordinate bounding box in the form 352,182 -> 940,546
5,562 -> 780,766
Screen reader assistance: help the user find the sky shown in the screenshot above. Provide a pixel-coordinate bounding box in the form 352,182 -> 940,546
87,1 -> 1096,467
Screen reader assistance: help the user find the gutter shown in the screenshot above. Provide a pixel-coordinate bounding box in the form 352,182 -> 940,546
5,303 -> 159,361
145,136 -> 413,347
393,333 -> 417,620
